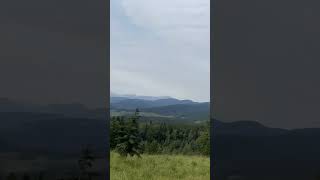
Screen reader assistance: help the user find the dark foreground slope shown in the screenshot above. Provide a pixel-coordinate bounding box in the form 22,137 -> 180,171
214,120 -> 320,180
0,101 -> 107,179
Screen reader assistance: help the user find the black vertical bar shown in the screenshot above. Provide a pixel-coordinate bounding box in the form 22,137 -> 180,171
106,0 -> 111,179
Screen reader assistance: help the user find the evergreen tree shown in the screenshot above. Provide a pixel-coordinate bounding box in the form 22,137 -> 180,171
182,142 -> 193,155
146,140 -> 159,154
116,109 -> 143,157
196,122 -> 210,156
111,111 -> 210,155
142,123 -> 149,141
110,116 -> 122,149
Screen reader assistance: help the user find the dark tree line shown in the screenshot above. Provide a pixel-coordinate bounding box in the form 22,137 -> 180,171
111,109 -> 210,157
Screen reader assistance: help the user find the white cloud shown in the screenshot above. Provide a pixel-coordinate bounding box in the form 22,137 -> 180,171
120,0 -> 210,48
111,0 -> 210,102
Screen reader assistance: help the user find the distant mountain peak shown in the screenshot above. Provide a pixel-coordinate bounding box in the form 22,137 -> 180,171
110,95 -> 203,110
110,92 -> 174,101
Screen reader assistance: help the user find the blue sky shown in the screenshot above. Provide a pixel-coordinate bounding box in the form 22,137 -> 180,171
111,0 -> 210,102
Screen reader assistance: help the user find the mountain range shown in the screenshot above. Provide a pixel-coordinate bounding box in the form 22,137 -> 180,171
2,97 -> 320,179
112,95 -> 320,179
110,92 -> 172,101
110,94 -> 210,122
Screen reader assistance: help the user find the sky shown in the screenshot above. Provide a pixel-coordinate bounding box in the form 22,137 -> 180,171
213,0 -> 320,129
110,0 -> 210,102
0,0 -> 108,108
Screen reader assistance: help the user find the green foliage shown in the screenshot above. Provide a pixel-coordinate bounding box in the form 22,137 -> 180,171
196,131 -> 210,156
110,116 -> 121,149
113,109 -> 144,157
111,112 -> 210,156
195,121 -> 210,156
145,140 -> 160,154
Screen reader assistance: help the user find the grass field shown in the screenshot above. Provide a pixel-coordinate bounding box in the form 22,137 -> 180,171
110,151 -> 210,180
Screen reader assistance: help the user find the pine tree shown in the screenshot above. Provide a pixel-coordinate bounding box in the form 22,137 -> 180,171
182,142 -> 193,155
142,123 -> 149,141
116,109 -> 143,157
110,116 -> 121,149
146,140 -> 159,154
196,122 -> 210,156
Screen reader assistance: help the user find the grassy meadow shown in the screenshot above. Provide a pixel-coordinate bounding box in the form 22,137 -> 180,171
110,151 -> 210,180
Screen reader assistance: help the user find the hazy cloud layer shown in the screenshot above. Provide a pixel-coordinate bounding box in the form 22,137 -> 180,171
111,0 -> 210,102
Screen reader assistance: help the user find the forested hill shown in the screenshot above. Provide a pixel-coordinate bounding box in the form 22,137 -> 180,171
213,119 -> 320,179
111,97 -> 198,109
110,96 -> 210,122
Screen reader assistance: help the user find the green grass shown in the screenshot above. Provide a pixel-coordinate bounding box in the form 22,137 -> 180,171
110,151 -> 210,180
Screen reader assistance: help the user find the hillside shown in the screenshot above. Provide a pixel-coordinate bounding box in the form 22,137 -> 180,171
0,112 -> 107,155
4,98 -> 320,179
140,103 -> 209,119
213,120 -> 320,179
110,97 -> 209,122
213,119 -> 288,136
111,97 -> 197,110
